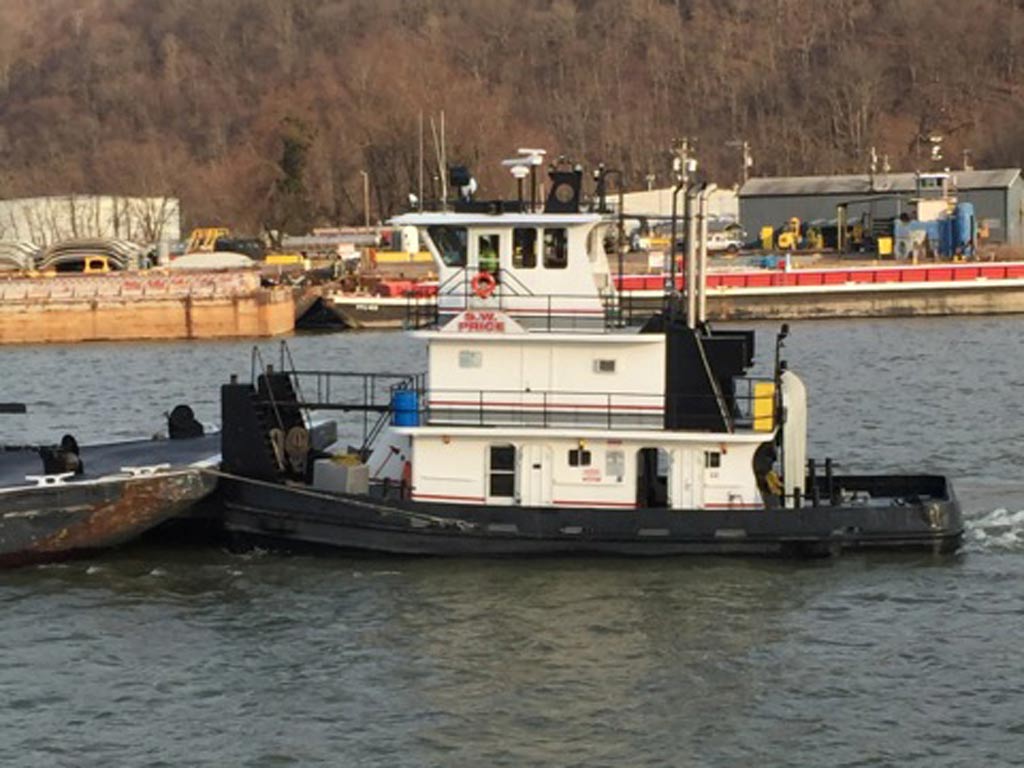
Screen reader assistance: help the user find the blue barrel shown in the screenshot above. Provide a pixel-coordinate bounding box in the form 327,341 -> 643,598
391,389 -> 420,427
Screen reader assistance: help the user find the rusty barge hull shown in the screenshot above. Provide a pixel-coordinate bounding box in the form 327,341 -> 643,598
0,469 -> 217,567
0,270 -> 294,344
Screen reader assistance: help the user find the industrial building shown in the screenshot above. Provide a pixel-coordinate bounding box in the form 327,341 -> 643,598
739,169 -> 1023,247
0,195 -> 181,246
621,186 -> 738,220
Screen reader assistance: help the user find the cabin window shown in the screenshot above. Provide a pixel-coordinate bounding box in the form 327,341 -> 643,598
606,450 -> 625,481
568,448 -> 592,467
513,228 -> 537,268
704,451 -> 721,469
478,234 -> 500,274
427,225 -> 467,267
489,445 -> 516,497
593,359 -> 616,373
458,350 -> 482,368
543,228 -> 568,269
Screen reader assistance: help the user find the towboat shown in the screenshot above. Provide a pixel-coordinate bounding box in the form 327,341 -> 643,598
214,162 -> 963,557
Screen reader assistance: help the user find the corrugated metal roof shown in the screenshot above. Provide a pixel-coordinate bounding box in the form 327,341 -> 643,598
739,168 -> 1021,197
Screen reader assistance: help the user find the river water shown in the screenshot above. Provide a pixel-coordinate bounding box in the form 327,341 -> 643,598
1,318 -> 1022,767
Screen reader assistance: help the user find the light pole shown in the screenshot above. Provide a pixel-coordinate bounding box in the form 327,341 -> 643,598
359,170 -> 370,228
726,139 -> 752,185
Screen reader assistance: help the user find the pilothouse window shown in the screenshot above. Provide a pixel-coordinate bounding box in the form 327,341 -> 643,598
513,228 -> 537,269
427,225 -> 467,267
478,234 -> 500,274
543,228 -> 568,269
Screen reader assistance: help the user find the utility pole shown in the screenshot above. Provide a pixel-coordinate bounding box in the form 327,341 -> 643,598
359,170 -> 370,228
726,139 -> 753,185
417,111 -> 424,212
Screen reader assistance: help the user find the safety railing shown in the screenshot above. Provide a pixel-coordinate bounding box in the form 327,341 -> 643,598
417,378 -> 775,432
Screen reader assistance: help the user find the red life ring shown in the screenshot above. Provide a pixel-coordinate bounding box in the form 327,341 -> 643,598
471,271 -> 497,299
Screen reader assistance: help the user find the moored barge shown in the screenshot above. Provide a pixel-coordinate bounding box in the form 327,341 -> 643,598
0,422 -> 220,566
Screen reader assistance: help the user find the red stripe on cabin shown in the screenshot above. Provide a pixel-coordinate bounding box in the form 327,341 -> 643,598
552,499 -> 637,508
411,492 -> 486,503
427,399 -> 665,411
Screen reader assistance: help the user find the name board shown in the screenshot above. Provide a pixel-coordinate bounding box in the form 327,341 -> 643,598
442,310 -> 525,334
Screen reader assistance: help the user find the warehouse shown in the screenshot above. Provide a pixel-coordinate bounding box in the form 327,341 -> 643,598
0,195 -> 181,246
738,169 -> 1023,247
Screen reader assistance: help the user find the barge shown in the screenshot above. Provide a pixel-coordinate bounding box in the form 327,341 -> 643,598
0,268 -> 294,344
0,416 -> 220,566
215,162 -> 962,557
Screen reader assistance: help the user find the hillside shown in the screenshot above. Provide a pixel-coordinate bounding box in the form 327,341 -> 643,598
0,0 -> 1021,233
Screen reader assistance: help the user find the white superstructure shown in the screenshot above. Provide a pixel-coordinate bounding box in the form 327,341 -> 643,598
359,164 -> 805,514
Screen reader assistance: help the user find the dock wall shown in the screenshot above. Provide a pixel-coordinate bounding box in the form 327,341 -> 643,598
0,270 -> 294,344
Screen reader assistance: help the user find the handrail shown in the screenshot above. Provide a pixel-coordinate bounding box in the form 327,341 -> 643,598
250,346 -> 287,435
278,340 -> 314,428
420,378 -> 774,431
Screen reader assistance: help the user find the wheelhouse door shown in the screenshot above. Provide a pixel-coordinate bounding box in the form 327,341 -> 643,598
521,444 -> 552,507
470,230 -> 506,305
675,448 -> 703,510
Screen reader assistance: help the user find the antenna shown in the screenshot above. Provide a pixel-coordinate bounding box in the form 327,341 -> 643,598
429,114 -> 447,211
502,148 -> 546,211
417,111 -> 424,212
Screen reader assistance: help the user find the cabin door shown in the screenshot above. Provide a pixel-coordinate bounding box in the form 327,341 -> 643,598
677,448 -> 704,510
636,447 -> 671,508
521,444 -> 552,507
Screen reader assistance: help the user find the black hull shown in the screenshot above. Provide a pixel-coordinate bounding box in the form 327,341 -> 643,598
220,475 -> 963,558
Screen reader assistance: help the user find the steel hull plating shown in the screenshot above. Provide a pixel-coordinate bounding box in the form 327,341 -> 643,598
0,469 -> 217,567
221,476 -> 963,557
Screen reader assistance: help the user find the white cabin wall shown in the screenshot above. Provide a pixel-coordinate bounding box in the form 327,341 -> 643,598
548,439 -> 635,508
696,442 -> 764,509
427,338 -> 664,398
407,432 -> 768,510
409,434 -> 637,508
548,341 -> 664,396
428,341 -> 523,393
411,436 -> 487,503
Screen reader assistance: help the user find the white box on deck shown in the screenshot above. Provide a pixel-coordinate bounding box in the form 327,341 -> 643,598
312,459 -> 370,495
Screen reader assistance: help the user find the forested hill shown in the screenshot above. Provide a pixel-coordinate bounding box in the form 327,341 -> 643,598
0,0 -> 1021,232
